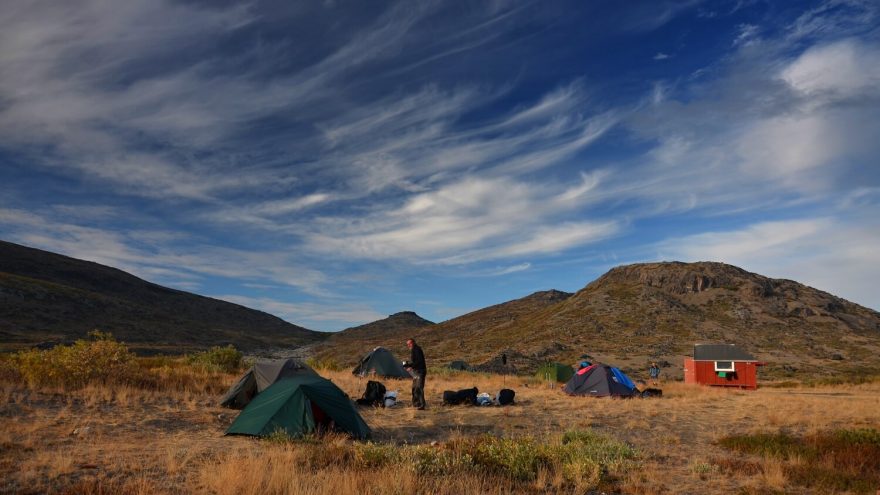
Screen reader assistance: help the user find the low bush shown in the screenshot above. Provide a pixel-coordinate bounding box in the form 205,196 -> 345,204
186,345 -> 244,373
12,331 -> 137,389
305,356 -> 342,371
262,428 -> 635,491
716,428 -> 880,494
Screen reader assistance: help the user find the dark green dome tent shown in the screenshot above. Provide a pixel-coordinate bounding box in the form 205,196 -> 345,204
447,360 -> 471,371
535,362 -> 575,383
221,358 -> 318,409
352,347 -> 411,379
226,375 -> 371,440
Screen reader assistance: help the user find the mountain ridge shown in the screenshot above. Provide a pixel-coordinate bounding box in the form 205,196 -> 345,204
4,239 -> 879,381
316,261 -> 880,380
0,240 -> 325,351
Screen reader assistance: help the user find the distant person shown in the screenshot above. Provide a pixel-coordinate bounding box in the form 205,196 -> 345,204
404,338 -> 427,410
649,362 -> 661,386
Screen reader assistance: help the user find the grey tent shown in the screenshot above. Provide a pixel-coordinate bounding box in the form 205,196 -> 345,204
352,347 -> 411,379
221,358 -> 318,409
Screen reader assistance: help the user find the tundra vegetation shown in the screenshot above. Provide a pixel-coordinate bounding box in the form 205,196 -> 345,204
1,336 -> 878,494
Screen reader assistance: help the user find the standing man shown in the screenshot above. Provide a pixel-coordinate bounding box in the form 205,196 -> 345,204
649,362 -> 661,386
405,338 -> 427,410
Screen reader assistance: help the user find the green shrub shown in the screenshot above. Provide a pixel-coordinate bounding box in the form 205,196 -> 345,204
186,345 -> 243,373
471,436 -> 549,481
354,442 -> 403,468
12,331 -> 136,389
412,446 -> 475,476
305,356 -> 342,371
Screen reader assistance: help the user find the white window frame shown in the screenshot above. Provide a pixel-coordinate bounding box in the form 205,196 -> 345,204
714,361 -> 735,372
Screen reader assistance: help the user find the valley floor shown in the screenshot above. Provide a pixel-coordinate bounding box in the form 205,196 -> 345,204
1,369 -> 878,494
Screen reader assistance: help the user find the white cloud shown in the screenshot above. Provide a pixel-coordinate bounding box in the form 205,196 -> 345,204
619,10 -> 880,215
0,208 -> 330,296
653,52 -> 670,60
736,115 -> 843,181
787,0 -> 878,42
304,175 -> 616,263
215,295 -> 384,330
733,24 -> 759,46
484,263 -> 532,276
780,39 -> 880,98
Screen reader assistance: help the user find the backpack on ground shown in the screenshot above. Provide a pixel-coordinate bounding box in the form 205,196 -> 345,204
496,388 -> 515,405
640,388 -> 663,398
356,380 -> 387,407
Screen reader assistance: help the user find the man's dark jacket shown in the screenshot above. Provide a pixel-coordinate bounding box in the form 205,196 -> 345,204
410,343 -> 427,374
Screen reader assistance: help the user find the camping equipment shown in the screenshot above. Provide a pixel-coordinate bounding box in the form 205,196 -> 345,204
226,375 -> 370,439
641,388 -> 663,398
447,360 -> 471,371
352,347 -> 412,378
496,388 -> 515,405
384,390 -> 398,408
355,380 -> 386,407
476,392 -> 492,406
220,358 -> 318,409
563,364 -> 638,397
442,387 -> 479,405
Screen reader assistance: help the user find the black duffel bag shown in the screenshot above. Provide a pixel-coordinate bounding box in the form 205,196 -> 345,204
442,387 -> 478,405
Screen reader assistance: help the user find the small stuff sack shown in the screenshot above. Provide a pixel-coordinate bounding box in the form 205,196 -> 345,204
476,392 -> 492,406
384,390 -> 399,408
496,388 -> 515,406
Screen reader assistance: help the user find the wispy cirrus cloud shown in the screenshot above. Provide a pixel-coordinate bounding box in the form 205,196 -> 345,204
304,172 -> 616,264
214,295 -> 384,331
0,208 -> 330,296
616,5 -> 880,217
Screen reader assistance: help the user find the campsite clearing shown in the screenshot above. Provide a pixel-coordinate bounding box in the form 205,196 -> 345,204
1,367 -> 879,494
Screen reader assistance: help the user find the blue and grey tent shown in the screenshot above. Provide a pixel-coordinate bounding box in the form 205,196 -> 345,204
563,364 -> 638,397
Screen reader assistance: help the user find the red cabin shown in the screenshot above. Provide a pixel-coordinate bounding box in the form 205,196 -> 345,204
683,344 -> 763,390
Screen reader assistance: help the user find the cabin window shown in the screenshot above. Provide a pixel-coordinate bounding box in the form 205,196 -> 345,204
714,361 -> 735,372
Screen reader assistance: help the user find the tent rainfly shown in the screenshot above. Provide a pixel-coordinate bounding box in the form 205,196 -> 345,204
226,376 -> 371,439
220,358 -> 318,409
352,347 -> 412,379
563,364 -> 638,397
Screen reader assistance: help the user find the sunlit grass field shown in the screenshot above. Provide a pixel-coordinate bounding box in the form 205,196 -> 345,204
1,340 -> 878,494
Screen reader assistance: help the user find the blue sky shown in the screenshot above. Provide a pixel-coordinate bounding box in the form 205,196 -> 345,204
1,0 -> 879,330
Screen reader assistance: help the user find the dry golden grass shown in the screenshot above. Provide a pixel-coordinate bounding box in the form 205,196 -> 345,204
1,361 -> 879,494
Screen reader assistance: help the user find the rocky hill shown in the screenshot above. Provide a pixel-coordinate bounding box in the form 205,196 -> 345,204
315,289 -> 573,368
317,262 -> 880,381
0,240 -> 325,352
335,311 -> 434,339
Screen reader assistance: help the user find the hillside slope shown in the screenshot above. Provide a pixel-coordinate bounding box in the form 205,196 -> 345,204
0,240 -> 325,351
315,289 -> 573,367
318,263 -> 880,380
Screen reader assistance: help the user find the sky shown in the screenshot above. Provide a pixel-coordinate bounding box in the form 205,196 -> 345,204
1,0 -> 879,331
